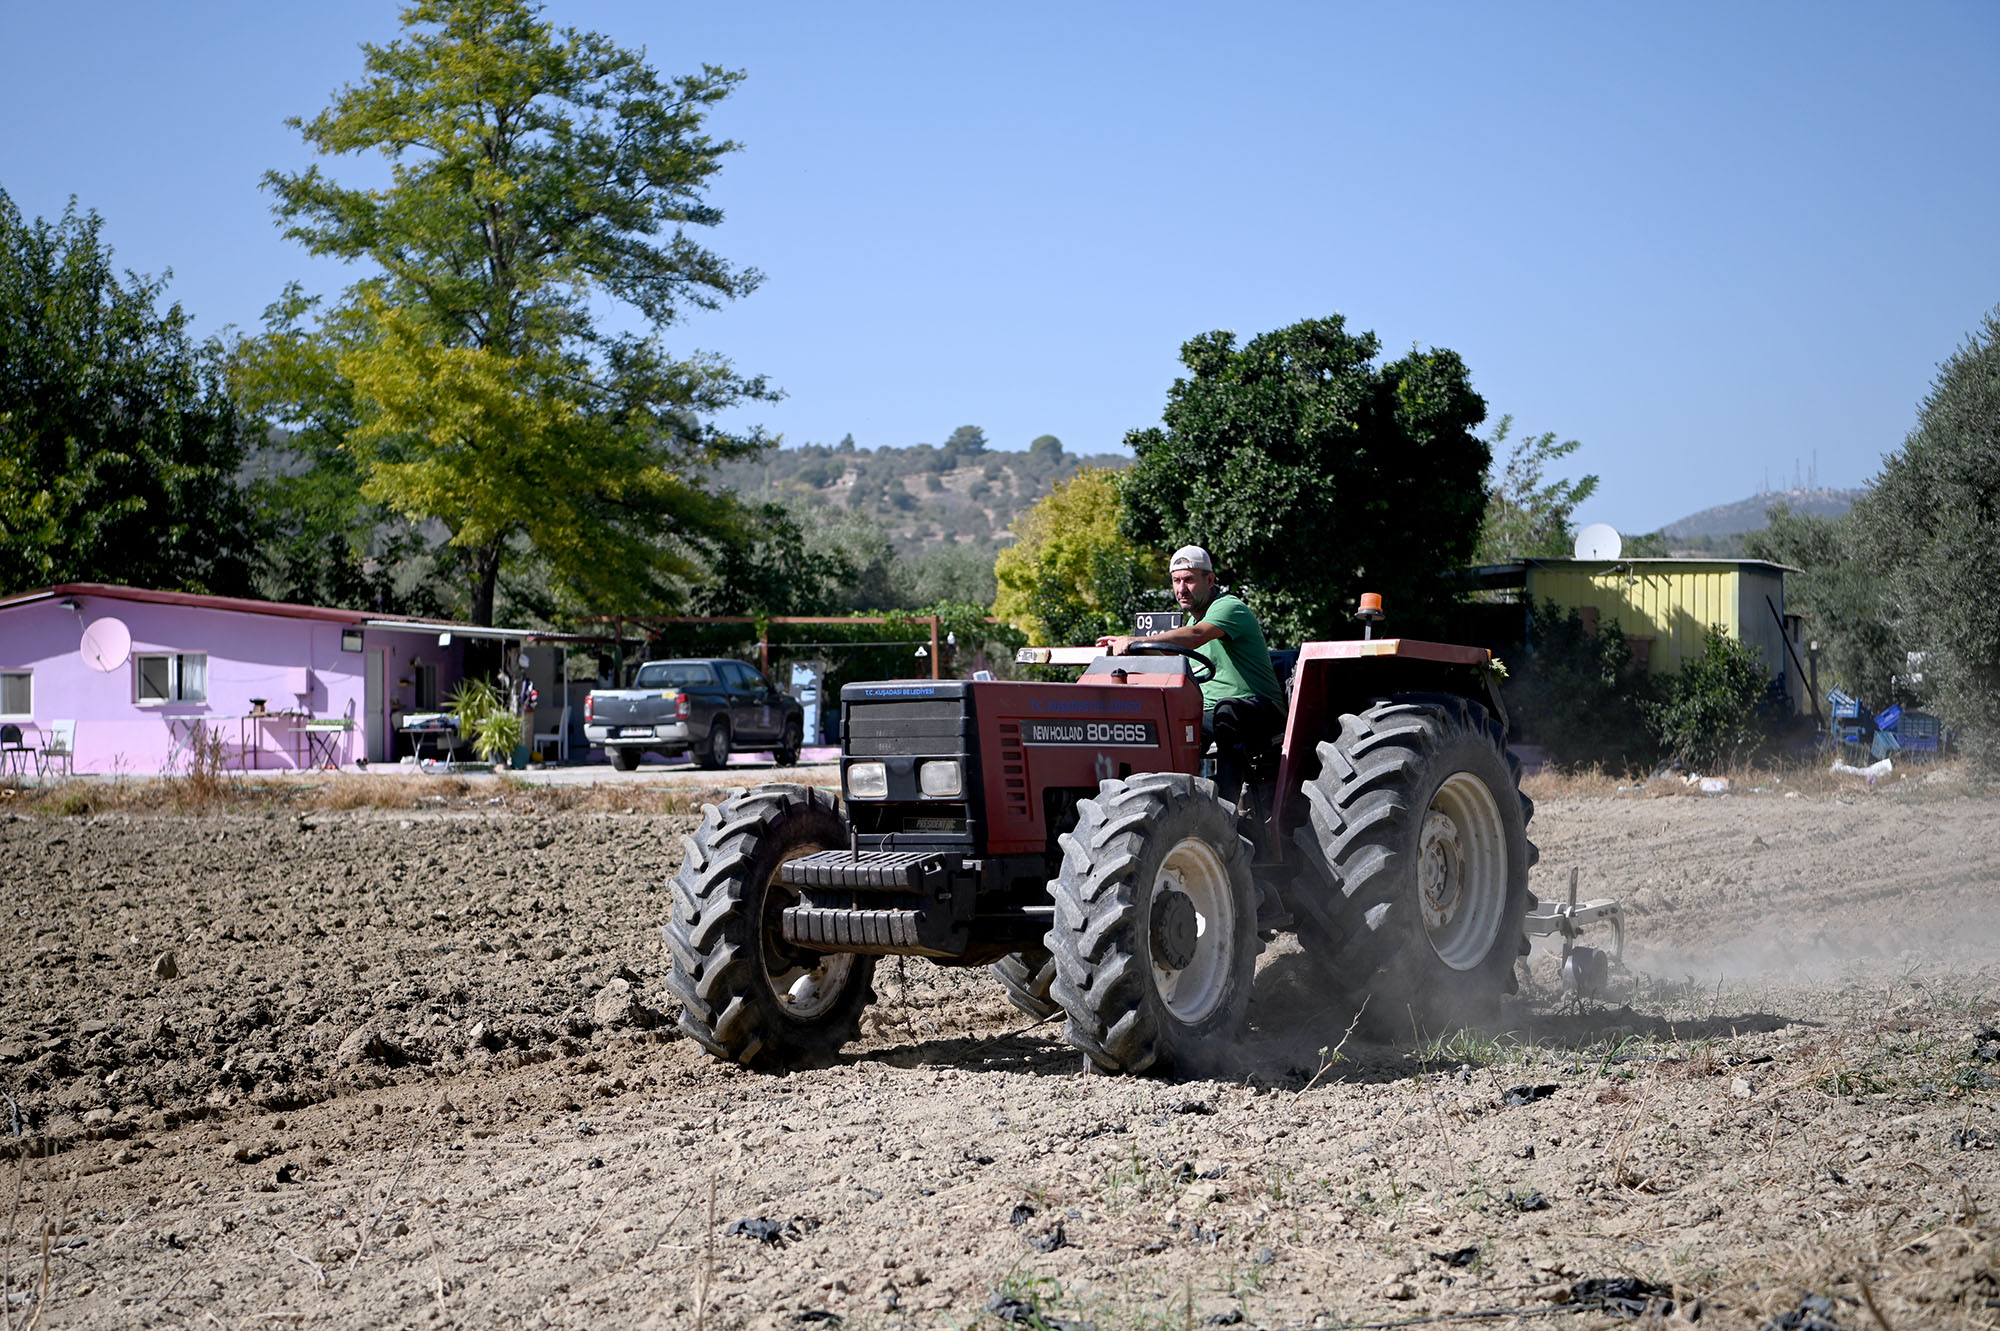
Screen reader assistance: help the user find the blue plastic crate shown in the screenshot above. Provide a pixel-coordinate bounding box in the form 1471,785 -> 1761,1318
1827,687 -> 1862,719
1896,712 -> 1944,752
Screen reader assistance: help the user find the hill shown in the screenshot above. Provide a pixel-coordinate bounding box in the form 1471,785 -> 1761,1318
706,432 -> 1129,557
1651,487 -> 1863,556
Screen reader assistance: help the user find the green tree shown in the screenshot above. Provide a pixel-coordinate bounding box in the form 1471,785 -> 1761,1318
1121,316 -> 1489,644
801,509 -> 903,611
994,468 -> 1164,643
685,502 -> 857,617
228,285 -> 453,613
1473,415 -> 1599,562
1851,307 -> 2000,770
1505,599 -> 1658,770
0,191 -> 256,595
903,542 -> 998,607
1743,504 -> 1898,707
942,425 -> 988,461
259,0 -> 772,624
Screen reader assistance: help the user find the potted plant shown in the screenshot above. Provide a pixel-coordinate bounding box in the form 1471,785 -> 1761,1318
445,678 -> 524,770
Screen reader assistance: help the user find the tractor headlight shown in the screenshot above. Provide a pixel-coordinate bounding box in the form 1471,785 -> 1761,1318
918,760 -> 963,798
845,762 -> 888,799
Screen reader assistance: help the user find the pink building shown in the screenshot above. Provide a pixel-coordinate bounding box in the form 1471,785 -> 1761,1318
0,584 -> 575,774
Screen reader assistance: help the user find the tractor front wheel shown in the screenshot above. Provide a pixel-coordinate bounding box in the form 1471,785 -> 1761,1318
1046,774 -> 1260,1074
1290,694 -> 1533,1039
665,785 -> 876,1068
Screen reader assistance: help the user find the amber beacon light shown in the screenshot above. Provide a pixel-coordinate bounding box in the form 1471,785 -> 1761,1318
1355,592 -> 1385,638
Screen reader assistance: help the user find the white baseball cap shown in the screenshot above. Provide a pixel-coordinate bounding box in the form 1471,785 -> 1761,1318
1169,546 -> 1213,573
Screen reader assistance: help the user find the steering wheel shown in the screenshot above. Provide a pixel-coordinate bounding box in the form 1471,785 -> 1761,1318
1122,641 -> 1215,684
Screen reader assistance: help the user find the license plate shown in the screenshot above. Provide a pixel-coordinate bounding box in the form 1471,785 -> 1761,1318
616,726 -> 653,738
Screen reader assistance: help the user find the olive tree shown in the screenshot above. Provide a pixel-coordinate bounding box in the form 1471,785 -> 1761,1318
1851,306 -> 2000,771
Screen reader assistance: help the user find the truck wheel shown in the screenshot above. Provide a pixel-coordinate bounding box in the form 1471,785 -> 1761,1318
1290,694 -> 1533,1039
989,948 -> 1059,1020
774,718 -> 804,768
665,784 -> 877,1068
609,747 -> 641,772
1046,773 -> 1260,1074
696,720 -> 732,770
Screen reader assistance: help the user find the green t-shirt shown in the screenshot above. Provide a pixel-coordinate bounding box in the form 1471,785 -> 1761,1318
1194,593 -> 1281,710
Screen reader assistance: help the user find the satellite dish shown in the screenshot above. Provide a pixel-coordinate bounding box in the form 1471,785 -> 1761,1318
80,616 -> 132,672
1573,523 -> 1623,560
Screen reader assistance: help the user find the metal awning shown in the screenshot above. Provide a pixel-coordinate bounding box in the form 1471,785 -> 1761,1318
361,619 -> 541,640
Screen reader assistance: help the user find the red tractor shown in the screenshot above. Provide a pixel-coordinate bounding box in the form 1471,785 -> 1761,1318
665,609 -> 1536,1074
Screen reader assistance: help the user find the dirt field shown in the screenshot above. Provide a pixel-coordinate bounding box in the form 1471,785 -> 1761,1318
3,774 -> 1998,1330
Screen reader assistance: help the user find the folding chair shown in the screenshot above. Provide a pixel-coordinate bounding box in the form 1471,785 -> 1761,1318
533,703 -> 571,763
0,724 -> 32,776
36,720 -> 76,778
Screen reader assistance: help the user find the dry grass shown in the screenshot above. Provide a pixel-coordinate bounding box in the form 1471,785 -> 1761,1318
0,771 -> 718,818
1521,753 -> 1978,803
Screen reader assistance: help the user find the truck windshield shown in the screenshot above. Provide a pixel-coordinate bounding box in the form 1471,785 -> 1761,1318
633,663 -> 716,689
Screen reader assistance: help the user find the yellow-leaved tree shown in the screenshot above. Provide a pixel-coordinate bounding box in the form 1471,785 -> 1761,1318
247,0 -> 772,624
993,468 -> 1164,644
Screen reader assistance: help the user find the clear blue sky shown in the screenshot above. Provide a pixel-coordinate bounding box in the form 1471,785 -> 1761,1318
5,2 -> 1995,535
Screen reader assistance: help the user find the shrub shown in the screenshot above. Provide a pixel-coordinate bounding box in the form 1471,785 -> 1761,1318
1645,626 -> 1771,769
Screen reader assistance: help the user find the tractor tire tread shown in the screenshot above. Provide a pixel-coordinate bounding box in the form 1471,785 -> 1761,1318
1045,774 -> 1260,1074
665,783 -> 876,1067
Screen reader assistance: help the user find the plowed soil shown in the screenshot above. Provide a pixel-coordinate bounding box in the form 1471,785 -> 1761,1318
3,777 -> 1997,1330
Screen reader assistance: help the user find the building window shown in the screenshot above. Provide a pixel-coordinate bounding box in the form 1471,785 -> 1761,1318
135,653 -> 207,705
415,661 -> 439,710
0,670 -> 30,718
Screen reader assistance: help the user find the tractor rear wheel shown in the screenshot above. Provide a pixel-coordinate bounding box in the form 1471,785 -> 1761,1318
1046,773 -> 1261,1074
665,784 -> 877,1068
989,948 -> 1059,1020
1290,694 -> 1533,1039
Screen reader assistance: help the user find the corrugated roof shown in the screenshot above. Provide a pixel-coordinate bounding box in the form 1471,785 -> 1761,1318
1468,557 -> 1803,589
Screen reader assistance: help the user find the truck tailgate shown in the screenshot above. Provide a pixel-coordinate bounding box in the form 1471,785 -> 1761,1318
589,691 -> 678,725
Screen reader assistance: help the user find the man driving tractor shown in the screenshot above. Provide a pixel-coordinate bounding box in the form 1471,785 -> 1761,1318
1097,545 -> 1284,803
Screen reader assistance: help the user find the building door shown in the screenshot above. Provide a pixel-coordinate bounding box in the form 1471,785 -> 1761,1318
365,647 -> 387,763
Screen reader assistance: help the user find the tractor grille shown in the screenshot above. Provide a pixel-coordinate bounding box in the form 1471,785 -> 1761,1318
844,699 -> 968,757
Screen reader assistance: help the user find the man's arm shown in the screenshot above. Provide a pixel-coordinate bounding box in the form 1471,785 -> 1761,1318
1097,621 -> 1226,655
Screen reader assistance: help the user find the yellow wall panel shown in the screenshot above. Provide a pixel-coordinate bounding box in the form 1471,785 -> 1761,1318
1518,560 -> 1796,711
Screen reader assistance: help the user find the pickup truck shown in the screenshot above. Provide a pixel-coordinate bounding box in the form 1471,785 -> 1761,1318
583,658 -> 806,771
